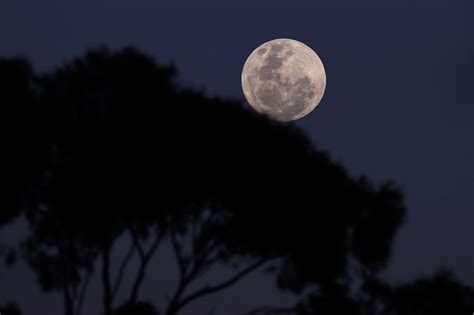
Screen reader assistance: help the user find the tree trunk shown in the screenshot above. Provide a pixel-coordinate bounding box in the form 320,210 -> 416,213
64,286 -> 74,315
102,245 -> 113,315
165,303 -> 179,315
129,259 -> 146,304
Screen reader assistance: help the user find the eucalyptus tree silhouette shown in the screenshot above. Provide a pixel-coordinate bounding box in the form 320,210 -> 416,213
114,301 -> 159,315
3,47 -> 463,315
381,270 -> 474,315
0,302 -> 22,315
0,58 -> 44,226
23,47 -> 179,315
0,58 -> 48,315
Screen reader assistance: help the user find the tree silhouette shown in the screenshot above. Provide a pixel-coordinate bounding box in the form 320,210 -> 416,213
0,57 -> 48,315
114,301 -> 159,315
381,270 -> 474,315
10,47 -> 404,315
0,58 -> 40,226
22,47 -> 178,315
0,302 -> 22,315
0,47 -> 470,315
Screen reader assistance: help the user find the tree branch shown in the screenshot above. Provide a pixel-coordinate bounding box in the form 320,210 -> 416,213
171,231 -> 187,279
75,270 -> 92,315
128,230 -> 164,304
242,306 -> 297,315
175,258 -> 269,313
145,230 -> 162,261
112,240 -> 135,300
166,231 -> 191,315
64,284 -> 74,315
102,245 -> 113,315
130,229 -> 146,260
166,213 -> 248,315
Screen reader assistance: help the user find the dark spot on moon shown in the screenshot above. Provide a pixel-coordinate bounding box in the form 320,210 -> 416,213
283,103 -> 305,120
258,56 -> 282,80
257,48 -> 267,55
256,85 -> 285,110
257,44 -> 285,81
267,54 -> 283,69
258,66 -> 272,81
287,76 -> 317,117
270,43 -> 285,53
257,75 -> 316,121
293,76 -> 313,100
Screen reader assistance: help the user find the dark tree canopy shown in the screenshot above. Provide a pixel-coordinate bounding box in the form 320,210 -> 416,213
0,58 -> 44,226
0,47 -> 470,315
0,302 -> 22,315
383,271 -> 474,315
114,301 -> 159,315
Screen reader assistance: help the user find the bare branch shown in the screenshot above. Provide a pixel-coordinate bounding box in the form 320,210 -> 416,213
75,270 -> 92,315
175,258 -> 269,313
166,231 -> 191,315
188,213 -> 222,280
129,230 -> 164,304
242,306 -> 297,315
166,210 -> 266,315
145,230 -> 162,261
171,231 -> 187,279
71,281 -> 78,304
112,240 -> 135,299
64,284 -> 74,315
129,229 -> 146,259
189,251 -> 221,281
101,245 -> 113,315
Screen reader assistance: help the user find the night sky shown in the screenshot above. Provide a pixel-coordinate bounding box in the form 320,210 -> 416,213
0,1 -> 473,314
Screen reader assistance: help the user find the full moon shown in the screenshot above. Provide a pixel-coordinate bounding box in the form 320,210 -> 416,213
241,38 -> 326,122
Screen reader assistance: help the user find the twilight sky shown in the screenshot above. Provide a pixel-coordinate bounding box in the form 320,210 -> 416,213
0,1 -> 473,314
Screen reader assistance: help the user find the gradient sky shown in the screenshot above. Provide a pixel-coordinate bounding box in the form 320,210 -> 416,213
0,1 -> 473,314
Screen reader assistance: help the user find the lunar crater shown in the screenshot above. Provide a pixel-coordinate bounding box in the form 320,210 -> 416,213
257,48 -> 267,55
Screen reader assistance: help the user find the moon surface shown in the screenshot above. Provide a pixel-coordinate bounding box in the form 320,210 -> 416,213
241,38 -> 326,122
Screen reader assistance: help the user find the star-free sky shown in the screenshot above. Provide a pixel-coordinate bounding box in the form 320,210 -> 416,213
0,1 -> 473,314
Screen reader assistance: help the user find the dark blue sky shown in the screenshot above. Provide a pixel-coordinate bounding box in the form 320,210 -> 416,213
0,1 -> 473,314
